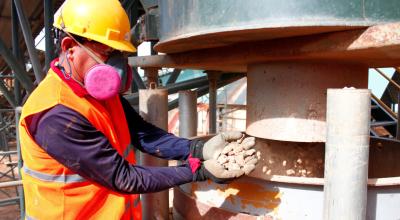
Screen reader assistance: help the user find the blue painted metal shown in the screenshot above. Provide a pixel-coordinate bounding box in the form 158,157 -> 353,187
13,0 -> 44,82
44,0 -> 54,72
11,0 -> 21,105
156,0 -> 400,53
0,37 -> 34,93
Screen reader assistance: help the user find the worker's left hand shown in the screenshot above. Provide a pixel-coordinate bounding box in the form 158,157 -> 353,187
190,131 -> 247,160
192,156 -> 258,184
192,159 -> 243,183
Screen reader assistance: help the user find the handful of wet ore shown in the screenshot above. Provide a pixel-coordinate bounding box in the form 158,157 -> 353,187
216,136 -> 259,175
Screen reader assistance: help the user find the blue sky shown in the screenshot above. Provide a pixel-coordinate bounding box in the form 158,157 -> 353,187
369,68 -> 395,98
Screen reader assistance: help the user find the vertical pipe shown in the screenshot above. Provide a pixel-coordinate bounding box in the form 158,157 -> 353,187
13,0 -> 44,82
15,106 -> 25,219
44,0 -> 54,72
208,73 -> 217,134
140,46 -> 168,220
126,0 -> 139,93
323,88 -> 370,220
11,0 -> 21,105
178,90 -> 197,138
397,92 -> 400,140
139,88 -> 169,220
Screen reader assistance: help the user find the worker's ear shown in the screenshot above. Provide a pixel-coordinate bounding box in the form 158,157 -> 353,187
61,36 -> 75,54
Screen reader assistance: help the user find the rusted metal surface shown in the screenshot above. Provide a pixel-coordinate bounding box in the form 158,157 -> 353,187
175,176 -> 400,220
249,139 -> 325,179
156,0 -> 400,53
174,135 -> 400,219
129,22 -> 400,72
189,135 -> 400,180
243,137 -> 400,182
173,185 -> 273,220
246,61 -> 368,142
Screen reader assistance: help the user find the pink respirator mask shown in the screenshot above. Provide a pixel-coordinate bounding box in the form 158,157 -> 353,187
84,52 -> 132,100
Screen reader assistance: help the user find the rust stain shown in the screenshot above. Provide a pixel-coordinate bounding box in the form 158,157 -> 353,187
215,186 -> 239,205
216,181 -> 281,211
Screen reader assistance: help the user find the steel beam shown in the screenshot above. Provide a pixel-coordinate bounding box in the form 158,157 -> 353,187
0,80 -> 17,108
44,0 -> 54,72
11,0 -> 21,104
13,0 -> 44,82
0,37 -> 34,93
132,67 -> 146,90
168,75 -> 243,110
129,22 -> 400,72
166,69 -> 181,85
324,89 -> 370,220
125,76 -> 208,104
125,73 -> 244,105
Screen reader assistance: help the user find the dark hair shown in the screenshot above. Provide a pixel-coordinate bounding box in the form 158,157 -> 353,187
54,28 -> 86,55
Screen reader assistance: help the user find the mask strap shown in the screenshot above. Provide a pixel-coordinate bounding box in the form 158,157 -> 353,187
59,7 -> 105,64
59,52 -> 72,79
57,51 -> 86,88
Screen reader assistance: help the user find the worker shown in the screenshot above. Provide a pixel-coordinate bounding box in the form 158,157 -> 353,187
18,0 -> 257,219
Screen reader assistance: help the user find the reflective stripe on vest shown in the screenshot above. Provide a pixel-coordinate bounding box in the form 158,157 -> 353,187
20,69 -> 142,219
23,166 -> 87,183
26,214 -> 36,220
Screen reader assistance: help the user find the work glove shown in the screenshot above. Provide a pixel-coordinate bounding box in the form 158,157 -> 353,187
190,131 -> 243,160
189,133 -> 258,184
193,160 -> 245,184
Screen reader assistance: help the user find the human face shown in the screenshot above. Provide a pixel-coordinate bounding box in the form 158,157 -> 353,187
69,40 -> 115,82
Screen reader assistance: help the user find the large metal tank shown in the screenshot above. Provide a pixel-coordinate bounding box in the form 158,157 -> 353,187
155,0 -> 400,219
156,0 -> 400,53
173,137 -> 400,219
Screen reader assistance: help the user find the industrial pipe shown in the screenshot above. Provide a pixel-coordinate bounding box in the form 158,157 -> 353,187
207,73 -> 218,134
15,106 -> 25,219
139,88 -> 169,220
323,88 -> 371,220
178,90 -> 197,138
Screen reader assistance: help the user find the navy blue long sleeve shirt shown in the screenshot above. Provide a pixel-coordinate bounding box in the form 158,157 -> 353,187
29,96 -> 194,194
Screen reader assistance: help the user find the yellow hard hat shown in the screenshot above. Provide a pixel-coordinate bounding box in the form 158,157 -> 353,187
53,0 -> 136,53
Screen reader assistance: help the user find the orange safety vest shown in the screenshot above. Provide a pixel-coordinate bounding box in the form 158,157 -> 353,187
19,69 -> 142,220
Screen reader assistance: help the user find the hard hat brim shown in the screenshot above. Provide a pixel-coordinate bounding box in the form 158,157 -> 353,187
100,39 -> 137,53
